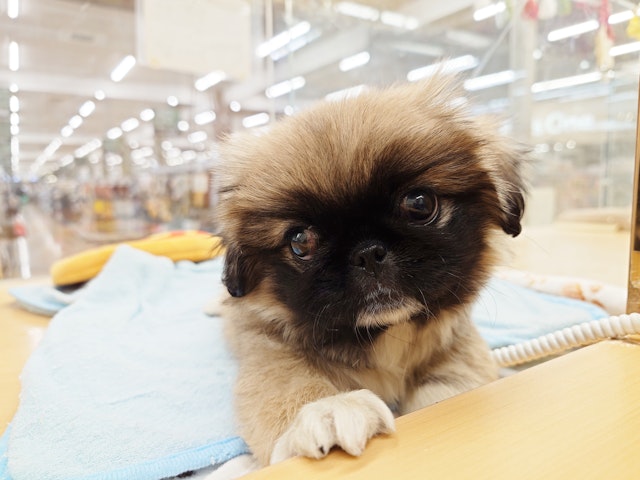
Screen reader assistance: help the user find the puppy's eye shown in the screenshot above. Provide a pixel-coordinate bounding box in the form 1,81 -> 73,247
290,227 -> 319,260
400,189 -> 439,225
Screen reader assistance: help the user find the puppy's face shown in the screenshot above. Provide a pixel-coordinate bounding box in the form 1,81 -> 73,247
216,77 -> 525,358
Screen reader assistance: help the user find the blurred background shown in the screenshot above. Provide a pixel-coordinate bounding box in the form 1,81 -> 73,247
0,0 -> 638,279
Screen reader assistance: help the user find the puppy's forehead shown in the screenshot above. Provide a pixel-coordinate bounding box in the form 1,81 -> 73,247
217,78 -> 496,246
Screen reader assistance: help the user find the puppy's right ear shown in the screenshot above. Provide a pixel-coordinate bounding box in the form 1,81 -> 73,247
222,243 -> 260,297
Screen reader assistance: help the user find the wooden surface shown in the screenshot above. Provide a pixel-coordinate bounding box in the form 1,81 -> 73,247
246,340 -> 640,480
0,278 -> 49,434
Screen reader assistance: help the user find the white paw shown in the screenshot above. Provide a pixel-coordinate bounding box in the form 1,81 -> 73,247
269,389 -> 395,465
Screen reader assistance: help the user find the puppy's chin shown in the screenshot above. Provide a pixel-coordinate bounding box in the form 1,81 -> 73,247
355,296 -> 423,329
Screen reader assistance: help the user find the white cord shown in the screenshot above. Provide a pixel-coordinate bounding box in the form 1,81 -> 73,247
491,312 -> 640,368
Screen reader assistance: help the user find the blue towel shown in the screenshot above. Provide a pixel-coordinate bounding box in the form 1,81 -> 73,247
473,277 -> 608,348
0,247 -> 609,480
1,246 -> 248,480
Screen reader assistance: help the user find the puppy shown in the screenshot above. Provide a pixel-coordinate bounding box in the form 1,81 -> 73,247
214,75 -> 526,466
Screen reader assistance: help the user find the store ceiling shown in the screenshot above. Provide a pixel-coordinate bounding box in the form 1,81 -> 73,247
1,0 -> 638,179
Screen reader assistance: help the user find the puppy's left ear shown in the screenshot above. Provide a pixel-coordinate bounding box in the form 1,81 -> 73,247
222,243 -> 262,297
482,141 -> 527,238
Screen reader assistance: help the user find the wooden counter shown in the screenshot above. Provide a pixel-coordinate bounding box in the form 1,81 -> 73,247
2,271 -> 639,479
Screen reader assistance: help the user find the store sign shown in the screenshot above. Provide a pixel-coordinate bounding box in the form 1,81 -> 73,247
137,0 -> 252,80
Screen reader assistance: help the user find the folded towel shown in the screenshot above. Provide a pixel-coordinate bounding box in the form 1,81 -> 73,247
1,247 -> 610,480
473,277 -> 609,348
1,246 -> 248,480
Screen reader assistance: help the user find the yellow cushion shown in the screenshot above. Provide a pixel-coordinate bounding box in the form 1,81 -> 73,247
50,231 -> 224,286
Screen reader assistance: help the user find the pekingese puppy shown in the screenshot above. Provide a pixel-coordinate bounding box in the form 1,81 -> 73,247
214,75 -> 526,466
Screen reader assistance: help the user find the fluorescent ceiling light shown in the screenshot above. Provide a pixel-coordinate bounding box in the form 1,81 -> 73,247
75,139 -> 102,158
325,84 -> 368,101
265,76 -> 306,99
188,131 -> 207,143
9,41 -> 19,71
10,124 -> 18,135
335,2 -> 379,21
473,2 -> 505,21
380,11 -> 418,30
256,21 -> 311,58
229,101 -> 241,112
547,20 -> 599,42
110,55 -> 136,82
407,55 -> 479,82
608,10 -> 634,25
242,112 -> 269,129
94,90 -> 106,101
11,137 -> 19,156
531,71 -> 602,93
167,96 -> 179,107
44,138 -> 62,157
177,120 -> 189,132
60,125 -> 74,138
9,83 -> 18,93
9,95 -> 19,113
139,108 -> 155,122
79,100 -> 96,117
106,127 -> 123,140
121,117 -> 139,132
195,70 -> 227,91
7,0 -> 18,19
464,70 -> 518,91
610,41 -> 640,57
339,51 -> 370,72
194,110 -> 216,125
68,115 -> 83,129
10,112 -> 19,125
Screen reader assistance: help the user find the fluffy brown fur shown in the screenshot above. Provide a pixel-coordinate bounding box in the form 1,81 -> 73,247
214,75 -> 526,466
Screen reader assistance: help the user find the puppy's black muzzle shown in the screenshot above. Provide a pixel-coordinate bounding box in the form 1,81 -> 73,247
350,241 -> 388,277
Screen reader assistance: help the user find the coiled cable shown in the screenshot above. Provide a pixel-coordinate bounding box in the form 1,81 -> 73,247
491,312 -> 640,367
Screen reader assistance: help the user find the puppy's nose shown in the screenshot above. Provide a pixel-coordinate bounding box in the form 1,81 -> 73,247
350,241 -> 388,276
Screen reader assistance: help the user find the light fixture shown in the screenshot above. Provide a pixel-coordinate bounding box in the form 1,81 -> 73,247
9,95 -> 19,113
547,20 -> 599,42
139,108 -> 155,122
339,51 -> 370,72
194,110 -> 216,125
335,2 -> 379,21
75,139 -> 102,158
10,112 -> 19,125
265,76 -> 306,99
177,120 -> 189,132
60,125 -> 74,138
608,10 -> 634,25
229,101 -> 241,112
10,124 -> 18,135
110,55 -> 136,82
44,138 -> 62,158
94,90 -> 106,101
121,117 -> 139,132
610,41 -> 640,57
380,11 -> 418,30
242,112 -> 270,129
531,71 -> 602,93
188,130 -> 207,143
9,41 -> 19,71
464,70 -> 518,91
106,127 -> 123,140
9,83 -> 18,93
11,136 -> 19,156
7,0 -> 19,19
69,115 -> 83,129
473,2 -> 505,22
256,21 -> 311,58
407,55 -> 479,82
79,100 -> 96,117
194,70 -> 227,91
166,96 -> 179,107
325,84 -> 367,101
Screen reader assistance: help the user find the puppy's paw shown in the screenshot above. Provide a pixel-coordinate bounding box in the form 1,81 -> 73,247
270,389 -> 395,465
